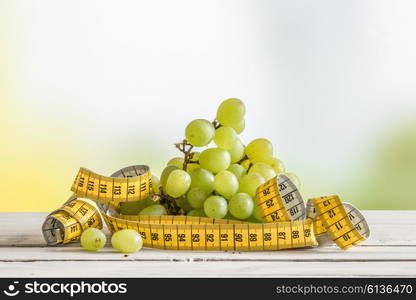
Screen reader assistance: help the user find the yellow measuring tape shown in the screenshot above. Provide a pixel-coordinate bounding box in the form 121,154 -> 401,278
42,165 -> 370,251
306,196 -> 370,249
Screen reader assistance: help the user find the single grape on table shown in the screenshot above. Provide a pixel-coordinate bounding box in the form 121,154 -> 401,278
80,228 -> 106,251
111,229 -> 143,253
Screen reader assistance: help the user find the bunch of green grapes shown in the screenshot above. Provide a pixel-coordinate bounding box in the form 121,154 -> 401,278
121,98 -> 301,221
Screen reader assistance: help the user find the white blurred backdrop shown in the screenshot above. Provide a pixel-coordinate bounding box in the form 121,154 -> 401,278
1,0 -> 416,210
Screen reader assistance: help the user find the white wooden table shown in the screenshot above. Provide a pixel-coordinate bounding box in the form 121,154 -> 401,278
0,211 -> 415,277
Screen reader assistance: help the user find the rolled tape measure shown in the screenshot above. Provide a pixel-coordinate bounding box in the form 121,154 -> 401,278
307,196 -> 370,250
42,197 -> 103,245
42,165 -> 370,251
255,174 -> 306,222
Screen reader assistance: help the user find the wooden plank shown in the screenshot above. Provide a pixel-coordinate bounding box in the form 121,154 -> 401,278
1,261 -> 415,277
0,211 -> 415,247
0,211 -> 414,278
0,246 -> 415,262
0,213 -> 48,246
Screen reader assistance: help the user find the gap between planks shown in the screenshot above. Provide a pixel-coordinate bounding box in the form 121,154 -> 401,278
0,245 -> 415,262
2,259 -> 416,263
1,261 -> 415,277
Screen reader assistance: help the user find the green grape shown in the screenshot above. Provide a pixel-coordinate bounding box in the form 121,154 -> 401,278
245,138 -> 273,163
216,98 -> 246,127
284,172 -> 301,188
187,187 -> 207,208
252,204 -> 263,221
186,163 -> 200,174
240,159 -> 251,171
160,165 -> 179,190
165,169 -> 191,197
248,163 -> 276,181
176,197 -> 193,213
185,119 -> 215,147
138,204 -> 167,216
203,195 -> 228,219
120,198 -> 155,215
111,229 -> 143,253
227,163 -> 246,180
167,157 -> 184,169
151,175 -> 161,194
266,157 -> 286,174
228,139 -> 245,163
213,126 -> 237,150
214,170 -> 239,199
238,173 -> 265,198
187,209 -> 206,217
228,193 -> 254,219
80,228 -> 106,251
199,148 -> 231,174
233,119 -> 245,134
190,168 -> 214,194
190,152 -> 200,162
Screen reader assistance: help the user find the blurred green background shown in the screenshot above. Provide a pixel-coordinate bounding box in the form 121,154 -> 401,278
1,0 -> 415,211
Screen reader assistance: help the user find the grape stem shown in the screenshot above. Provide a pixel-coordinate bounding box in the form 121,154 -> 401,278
157,192 -> 185,215
165,119 -> 220,215
174,139 -> 194,170
237,155 -> 249,164
212,119 -> 221,129
174,119 -> 220,171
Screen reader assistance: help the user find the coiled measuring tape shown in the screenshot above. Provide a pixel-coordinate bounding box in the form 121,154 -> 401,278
42,165 -> 151,245
306,196 -> 370,249
42,196 -> 103,245
42,165 -> 370,251
255,175 -> 306,222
